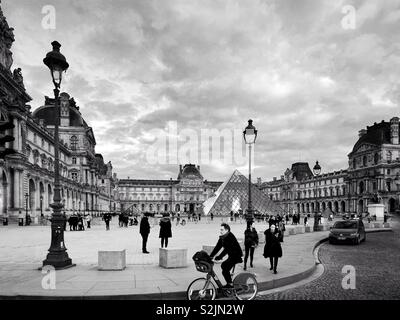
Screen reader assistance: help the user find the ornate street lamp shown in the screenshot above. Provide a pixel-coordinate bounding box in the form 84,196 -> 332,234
243,119 -> 257,226
313,161 -> 321,231
42,41 -> 74,269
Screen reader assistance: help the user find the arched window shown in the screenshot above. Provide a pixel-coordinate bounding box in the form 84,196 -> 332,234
374,153 -> 379,165
363,155 -> 367,167
70,136 -> 78,150
359,181 -> 364,194
353,158 -> 357,169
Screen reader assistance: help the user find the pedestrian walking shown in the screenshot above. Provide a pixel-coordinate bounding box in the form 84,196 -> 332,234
268,215 -> 276,227
304,215 -> 308,226
140,213 -> 150,253
78,214 -> 85,231
263,224 -> 283,274
103,212 -> 111,231
86,213 -> 92,229
210,212 -> 214,221
243,221 -> 258,270
159,213 -> 172,248
278,220 -> 286,242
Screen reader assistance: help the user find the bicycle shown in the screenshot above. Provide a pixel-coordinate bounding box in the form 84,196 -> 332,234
187,251 -> 258,300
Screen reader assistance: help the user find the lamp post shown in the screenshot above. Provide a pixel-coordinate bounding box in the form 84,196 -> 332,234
243,119 -> 257,226
24,192 -> 29,226
40,195 -> 43,224
313,161 -> 321,231
42,41 -> 74,269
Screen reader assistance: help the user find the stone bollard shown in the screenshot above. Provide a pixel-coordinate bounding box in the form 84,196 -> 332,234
98,250 -> 126,271
159,248 -> 188,268
295,226 -> 305,234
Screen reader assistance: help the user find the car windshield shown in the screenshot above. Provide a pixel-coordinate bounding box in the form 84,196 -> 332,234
334,221 -> 357,229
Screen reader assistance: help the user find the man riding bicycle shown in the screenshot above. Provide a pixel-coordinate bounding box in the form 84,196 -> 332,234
209,223 -> 243,288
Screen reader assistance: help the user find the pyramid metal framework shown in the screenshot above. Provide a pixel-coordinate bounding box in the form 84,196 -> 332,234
203,170 -> 285,216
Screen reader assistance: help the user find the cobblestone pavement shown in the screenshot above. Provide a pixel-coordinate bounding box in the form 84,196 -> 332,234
258,218 -> 400,300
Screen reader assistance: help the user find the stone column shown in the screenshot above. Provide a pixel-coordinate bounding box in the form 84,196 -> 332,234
13,118 -> 20,152
13,170 -> 20,210
2,182 -> 8,218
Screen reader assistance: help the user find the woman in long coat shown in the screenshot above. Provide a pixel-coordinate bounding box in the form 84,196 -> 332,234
159,213 -> 172,248
243,221 -> 259,270
263,224 -> 283,274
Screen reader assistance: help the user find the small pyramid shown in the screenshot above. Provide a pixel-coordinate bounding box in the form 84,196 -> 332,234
203,170 -> 284,216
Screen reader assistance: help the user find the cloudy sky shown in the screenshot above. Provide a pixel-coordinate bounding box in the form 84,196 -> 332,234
3,0 -> 400,181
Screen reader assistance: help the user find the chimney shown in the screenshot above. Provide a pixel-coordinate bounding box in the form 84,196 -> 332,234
197,165 -> 200,171
281,175 -> 284,180
273,177 -> 277,181
257,177 -> 261,186
179,165 -> 182,173
358,129 -> 367,138
390,117 -> 399,144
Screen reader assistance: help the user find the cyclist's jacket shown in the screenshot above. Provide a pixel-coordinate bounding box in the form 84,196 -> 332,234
210,232 -> 243,263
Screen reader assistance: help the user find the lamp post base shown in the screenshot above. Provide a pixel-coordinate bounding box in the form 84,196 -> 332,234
42,253 -> 75,270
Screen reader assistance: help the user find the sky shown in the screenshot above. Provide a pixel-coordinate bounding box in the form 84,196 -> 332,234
2,0 -> 400,182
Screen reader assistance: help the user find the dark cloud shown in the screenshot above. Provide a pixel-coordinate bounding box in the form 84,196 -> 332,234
3,0 -> 400,181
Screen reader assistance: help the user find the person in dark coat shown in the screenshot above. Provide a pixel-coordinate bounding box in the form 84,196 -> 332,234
140,213 -> 151,253
103,212 -> 111,231
263,224 -> 283,274
243,221 -> 258,270
268,215 -> 276,227
210,223 -> 243,288
159,213 -> 172,248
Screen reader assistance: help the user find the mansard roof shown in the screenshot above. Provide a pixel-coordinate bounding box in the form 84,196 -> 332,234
352,121 -> 391,153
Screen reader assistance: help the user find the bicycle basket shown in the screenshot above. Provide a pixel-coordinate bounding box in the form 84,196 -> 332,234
192,250 -> 214,273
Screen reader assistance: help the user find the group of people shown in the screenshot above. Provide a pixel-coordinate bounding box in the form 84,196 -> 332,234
139,212 -> 173,253
67,213 -> 91,231
208,220 -> 284,289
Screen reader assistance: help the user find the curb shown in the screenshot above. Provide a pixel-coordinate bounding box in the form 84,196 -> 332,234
0,228 -> 392,300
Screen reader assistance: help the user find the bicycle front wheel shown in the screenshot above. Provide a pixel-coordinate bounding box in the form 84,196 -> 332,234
187,277 -> 217,300
233,273 -> 258,300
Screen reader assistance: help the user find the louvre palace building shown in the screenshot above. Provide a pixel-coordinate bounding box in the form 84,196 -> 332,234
118,164 -> 222,215
259,117 -> 400,216
0,4 -> 117,224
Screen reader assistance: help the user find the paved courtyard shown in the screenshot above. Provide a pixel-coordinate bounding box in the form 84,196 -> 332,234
258,217 -> 400,300
0,217 -> 329,298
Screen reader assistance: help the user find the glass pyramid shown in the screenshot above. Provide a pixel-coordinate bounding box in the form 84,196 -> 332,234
203,170 -> 285,216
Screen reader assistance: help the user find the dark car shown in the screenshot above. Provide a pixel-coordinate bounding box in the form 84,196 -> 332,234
329,219 -> 366,245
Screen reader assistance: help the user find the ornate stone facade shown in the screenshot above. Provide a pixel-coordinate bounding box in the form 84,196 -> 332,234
260,118 -> 400,216
0,3 -> 117,224
118,164 -> 222,215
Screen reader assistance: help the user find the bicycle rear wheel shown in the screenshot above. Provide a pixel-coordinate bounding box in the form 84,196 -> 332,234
233,273 -> 258,300
187,277 -> 217,300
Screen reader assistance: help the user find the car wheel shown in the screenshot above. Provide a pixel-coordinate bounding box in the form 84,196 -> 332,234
329,239 -> 334,244
355,235 -> 360,245
362,233 -> 366,242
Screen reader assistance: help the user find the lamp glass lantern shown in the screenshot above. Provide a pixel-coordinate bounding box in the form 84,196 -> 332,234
313,161 -> 321,176
43,41 -> 69,88
243,119 -> 257,144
